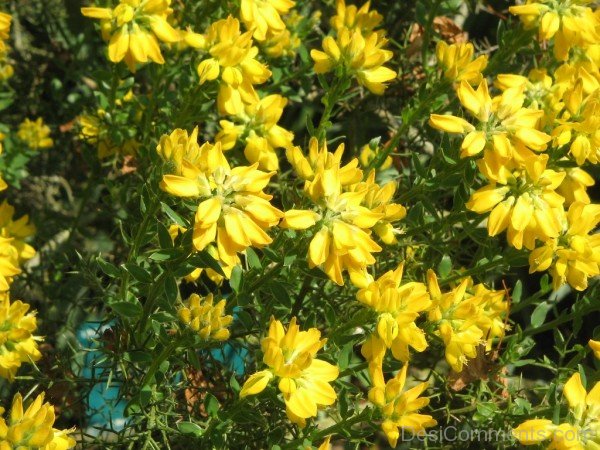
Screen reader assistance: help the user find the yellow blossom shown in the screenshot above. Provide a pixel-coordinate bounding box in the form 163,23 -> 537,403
78,112 -> 139,159
529,202 -> 600,291
368,364 -> 436,447
216,94 -> 294,171
436,41 -> 488,85
330,0 -> 383,36
552,86 -> 600,166
429,80 -> 551,166
426,271 -> 507,372
0,134 -> 7,191
358,143 -> 392,170
0,241 -> 20,291
509,0 -> 599,60
589,339 -> 600,359
282,139 -> 404,286
17,118 -> 53,150
192,16 -> 271,115
513,372 -> 600,449
358,263 -> 430,363
81,0 -> 181,72
168,225 -> 226,284
0,295 -> 42,381
157,128 -> 283,272
240,317 -> 339,427
466,154 -> 565,250
311,15 -> 396,95
178,293 -> 233,341
0,12 -> 10,43
0,200 -> 36,264
240,0 -> 295,41
557,166 -> 594,206
0,392 -> 76,449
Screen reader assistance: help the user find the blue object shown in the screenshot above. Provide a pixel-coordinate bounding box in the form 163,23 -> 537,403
76,320 -> 128,435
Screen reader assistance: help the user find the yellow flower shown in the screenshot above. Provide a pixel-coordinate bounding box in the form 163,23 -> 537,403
358,263 -> 430,363
17,118 -> 53,150
426,271 -> 507,372
157,129 -> 283,271
557,166 -> 594,206
529,202 -> 600,291
282,139 -> 405,286
358,143 -> 392,170
311,23 -> 396,95
168,225 -> 226,284
0,200 -> 36,264
193,16 -> 271,115
0,134 -> 7,191
513,373 -> 600,449
429,80 -> 551,164
436,41 -> 488,85
466,154 -> 565,250
78,113 -> 139,159
509,1 -> 599,60
368,364 -> 436,448
262,27 -> 301,58
589,339 -> 600,359
216,94 -> 294,171
0,12 -> 10,43
349,171 -> 407,245
286,137 -> 362,184
0,392 -> 76,449
0,240 -> 20,291
178,293 -> 233,341
0,295 -> 42,381
240,317 -> 339,427
240,0 -> 295,41
552,86 -> 600,166
330,0 -> 383,36
81,0 -> 181,72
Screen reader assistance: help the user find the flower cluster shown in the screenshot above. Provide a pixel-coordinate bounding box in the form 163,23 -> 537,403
0,293 -> 42,381
240,317 -> 339,427
0,200 -> 36,292
82,0 -> 181,72
177,293 -> 233,341
0,11 -> 12,82
430,3 -> 600,291
513,373 -> 600,449
282,138 -> 405,286
17,118 -> 53,151
0,392 -> 75,449
157,127 -> 283,276
311,0 -> 396,94
216,94 -> 294,171
368,364 -> 437,447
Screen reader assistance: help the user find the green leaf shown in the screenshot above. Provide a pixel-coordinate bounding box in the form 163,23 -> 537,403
188,250 -> 225,276
164,275 -> 179,303
230,265 -> 243,293
157,222 -> 174,249
110,300 -> 143,319
122,263 -> 153,283
97,257 -> 121,278
531,301 -> 553,328
205,393 -> 220,417
161,202 -> 187,228
177,421 -> 204,436
437,255 -> 452,279
512,280 -> 523,304
246,248 -> 262,270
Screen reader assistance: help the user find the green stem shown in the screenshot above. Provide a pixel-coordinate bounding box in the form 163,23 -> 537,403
140,340 -> 179,387
315,75 -> 349,142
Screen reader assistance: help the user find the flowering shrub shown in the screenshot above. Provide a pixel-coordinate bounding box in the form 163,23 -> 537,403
0,0 -> 599,448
